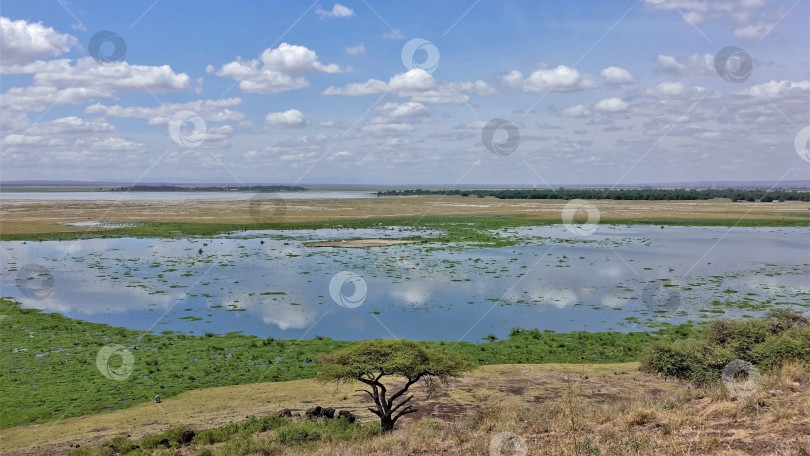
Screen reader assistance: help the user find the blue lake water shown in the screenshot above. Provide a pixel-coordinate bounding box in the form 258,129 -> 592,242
1,225 -> 808,341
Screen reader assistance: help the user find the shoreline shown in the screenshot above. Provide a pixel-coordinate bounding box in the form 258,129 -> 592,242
1,196 -> 807,240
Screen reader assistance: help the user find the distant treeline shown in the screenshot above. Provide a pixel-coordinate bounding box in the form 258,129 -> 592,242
377,188 -> 810,202
112,185 -> 308,192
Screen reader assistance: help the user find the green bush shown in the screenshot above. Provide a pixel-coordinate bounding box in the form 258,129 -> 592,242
275,425 -> 316,445
641,310 -> 810,384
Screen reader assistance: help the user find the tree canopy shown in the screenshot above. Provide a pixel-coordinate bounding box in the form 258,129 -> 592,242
318,340 -> 474,432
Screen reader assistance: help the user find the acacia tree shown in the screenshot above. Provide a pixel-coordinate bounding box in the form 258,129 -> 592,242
318,340 -> 474,432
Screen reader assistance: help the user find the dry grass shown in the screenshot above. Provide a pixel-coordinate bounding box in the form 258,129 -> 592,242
283,361 -> 810,456
3,363 -> 808,455
1,196 -> 807,235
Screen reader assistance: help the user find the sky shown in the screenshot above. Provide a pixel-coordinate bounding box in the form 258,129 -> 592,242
1,0 -> 809,185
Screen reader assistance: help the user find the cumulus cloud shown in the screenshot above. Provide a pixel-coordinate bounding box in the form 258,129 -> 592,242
323,68 -> 493,104
1,85 -> 111,113
601,66 -> 636,85
74,136 -> 145,152
362,101 -> 429,134
315,3 -> 355,19
86,98 -> 244,125
211,43 -> 346,94
1,57 -> 192,116
503,65 -> 598,93
23,116 -> 114,135
559,104 -> 593,118
740,80 -> 810,101
593,97 -> 629,113
0,17 -> 77,66
265,109 -> 307,127
656,53 -> 714,76
644,0 -> 778,42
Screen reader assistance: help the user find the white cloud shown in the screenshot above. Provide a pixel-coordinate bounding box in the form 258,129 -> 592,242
593,97 -> 629,112
323,69 -> 492,104
0,17 -> 77,66
645,0 -> 777,42
265,109 -> 307,127
86,98 -> 244,125
740,80 -> 810,101
656,53 -> 714,76
212,43 -> 346,94
319,119 -> 335,127
30,57 -> 192,93
601,66 -> 636,85
345,43 -> 366,55
559,104 -> 593,118
362,101 -> 428,134
503,65 -> 598,93
734,22 -> 775,41
74,137 -> 145,152
1,85 -> 111,112
315,3 -> 355,19
23,116 -> 114,135
382,29 -> 406,40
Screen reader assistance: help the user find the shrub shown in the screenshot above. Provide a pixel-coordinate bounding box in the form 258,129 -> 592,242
641,311 -> 810,385
275,425 -> 317,445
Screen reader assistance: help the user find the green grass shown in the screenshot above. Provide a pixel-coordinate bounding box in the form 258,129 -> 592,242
0,299 -> 696,429
66,412 -> 377,456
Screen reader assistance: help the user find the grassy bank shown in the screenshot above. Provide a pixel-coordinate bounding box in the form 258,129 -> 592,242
0,299 -> 695,429
2,213 -> 808,242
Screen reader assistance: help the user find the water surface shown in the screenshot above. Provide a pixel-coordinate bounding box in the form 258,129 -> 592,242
1,226 -> 808,341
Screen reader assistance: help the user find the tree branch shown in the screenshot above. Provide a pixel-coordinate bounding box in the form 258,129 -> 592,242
392,405 -> 418,423
386,374 -> 423,410
390,394 -> 414,414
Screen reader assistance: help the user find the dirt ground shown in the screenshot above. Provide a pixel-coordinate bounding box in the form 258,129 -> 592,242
1,196 -> 808,235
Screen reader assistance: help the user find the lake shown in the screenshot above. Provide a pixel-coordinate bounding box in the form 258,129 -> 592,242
0,191 -> 376,201
1,225 -> 808,341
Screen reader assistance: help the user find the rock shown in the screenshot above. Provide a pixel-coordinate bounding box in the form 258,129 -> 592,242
277,408 -> 292,418
179,430 -> 195,446
322,407 -> 335,419
337,410 -> 356,423
788,382 -> 801,391
767,389 -> 784,396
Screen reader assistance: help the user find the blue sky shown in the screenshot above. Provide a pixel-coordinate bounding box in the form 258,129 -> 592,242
1,0 -> 808,185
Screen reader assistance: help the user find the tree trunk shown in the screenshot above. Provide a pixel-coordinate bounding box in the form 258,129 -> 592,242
380,415 -> 395,433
